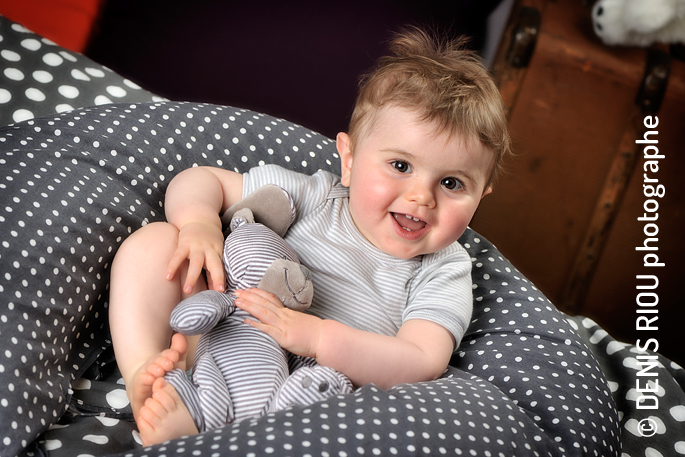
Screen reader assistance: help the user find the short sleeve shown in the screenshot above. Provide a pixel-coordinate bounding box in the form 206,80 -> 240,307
404,243 -> 473,347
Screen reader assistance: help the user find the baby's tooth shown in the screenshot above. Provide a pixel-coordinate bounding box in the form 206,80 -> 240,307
405,214 -> 412,219
412,217 -> 420,222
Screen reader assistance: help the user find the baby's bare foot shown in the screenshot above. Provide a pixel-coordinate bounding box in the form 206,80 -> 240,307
137,377 -> 199,446
129,334 -> 189,420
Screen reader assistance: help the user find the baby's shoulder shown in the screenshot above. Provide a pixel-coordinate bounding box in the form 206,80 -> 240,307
421,242 -> 470,269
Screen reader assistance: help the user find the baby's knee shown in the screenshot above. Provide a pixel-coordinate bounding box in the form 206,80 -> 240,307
134,222 -> 179,242
116,222 -> 180,258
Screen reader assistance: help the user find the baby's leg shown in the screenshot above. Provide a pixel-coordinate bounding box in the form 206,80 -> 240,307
137,377 -> 199,446
109,222 -> 205,419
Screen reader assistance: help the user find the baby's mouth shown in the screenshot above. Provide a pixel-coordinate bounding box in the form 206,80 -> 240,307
392,213 -> 427,232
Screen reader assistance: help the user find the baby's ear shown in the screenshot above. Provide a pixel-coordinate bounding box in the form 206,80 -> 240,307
336,132 -> 353,187
481,186 -> 493,199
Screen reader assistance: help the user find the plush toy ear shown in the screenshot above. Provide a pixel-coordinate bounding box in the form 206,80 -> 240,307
258,259 -> 313,311
222,185 -> 296,237
230,208 -> 255,232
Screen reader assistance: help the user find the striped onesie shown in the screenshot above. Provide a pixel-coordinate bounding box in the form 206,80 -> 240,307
242,165 -> 473,347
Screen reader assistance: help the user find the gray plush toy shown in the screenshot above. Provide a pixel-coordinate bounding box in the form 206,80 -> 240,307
164,185 -> 354,432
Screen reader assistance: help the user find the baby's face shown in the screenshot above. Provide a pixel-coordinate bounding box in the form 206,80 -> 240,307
337,106 -> 493,259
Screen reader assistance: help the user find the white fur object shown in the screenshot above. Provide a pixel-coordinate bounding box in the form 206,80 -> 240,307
592,0 -> 685,46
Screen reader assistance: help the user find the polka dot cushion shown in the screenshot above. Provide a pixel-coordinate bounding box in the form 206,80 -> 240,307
567,316 -> 685,457
0,14 -> 161,127
0,101 -> 623,456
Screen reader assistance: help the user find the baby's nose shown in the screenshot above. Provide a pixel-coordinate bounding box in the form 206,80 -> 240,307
405,180 -> 435,207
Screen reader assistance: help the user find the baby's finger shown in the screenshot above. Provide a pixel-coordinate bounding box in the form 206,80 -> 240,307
235,296 -> 278,323
204,253 -> 225,292
238,288 -> 283,308
183,253 -> 205,294
243,317 -> 283,342
165,249 -> 188,280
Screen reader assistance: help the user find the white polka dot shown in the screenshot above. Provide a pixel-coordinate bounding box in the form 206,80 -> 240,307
83,434 -> 109,445
59,50 -> 78,62
32,70 -> 53,83
623,357 -> 640,370
25,88 -> 46,102
55,104 -> 75,113
106,86 -> 127,98
85,67 -> 106,77
671,405 -> 685,421
20,38 -> 42,51
106,388 -> 130,408
123,79 -> 142,90
645,448 -> 664,457
4,67 -> 24,81
45,439 -> 62,450
605,340 -> 625,355
94,95 -> 113,105
58,85 -> 79,99
12,109 -> 33,123
95,416 -> 120,427
11,23 -> 32,33
42,52 -> 64,66
1,49 -> 21,62
589,329 -> 607,344
675,441 -> 685,454
0,88 -> 11,104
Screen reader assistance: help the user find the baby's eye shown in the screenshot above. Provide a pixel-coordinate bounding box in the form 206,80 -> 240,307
391,160 -> 412,173
441,177 -> 464,191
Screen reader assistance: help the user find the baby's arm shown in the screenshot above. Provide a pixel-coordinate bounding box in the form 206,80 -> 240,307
235,288 -> 454,389
164,167 -> 244,293
317,318 -> 455,388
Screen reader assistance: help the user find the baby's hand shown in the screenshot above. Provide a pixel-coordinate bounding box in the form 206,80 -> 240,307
166,221 -> 225,294
235,288 -> 323,358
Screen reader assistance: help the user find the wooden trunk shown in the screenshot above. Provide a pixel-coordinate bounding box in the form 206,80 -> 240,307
471,0 -> 685,365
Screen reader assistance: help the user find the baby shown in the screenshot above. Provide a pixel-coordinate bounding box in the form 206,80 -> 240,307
108,26 -> 510,446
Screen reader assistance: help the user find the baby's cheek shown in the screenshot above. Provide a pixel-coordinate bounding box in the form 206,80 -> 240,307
442,207 -> 472,240
352,181 -> 386,213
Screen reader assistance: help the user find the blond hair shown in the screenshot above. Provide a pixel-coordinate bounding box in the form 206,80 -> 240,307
348,27 -> 511,188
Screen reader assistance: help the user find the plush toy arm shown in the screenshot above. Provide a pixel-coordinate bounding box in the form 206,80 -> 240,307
170,290 -> 237,335
221,184 -> 296,238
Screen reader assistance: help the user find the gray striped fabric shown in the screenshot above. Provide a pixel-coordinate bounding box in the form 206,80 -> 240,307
165,199 -> 353,432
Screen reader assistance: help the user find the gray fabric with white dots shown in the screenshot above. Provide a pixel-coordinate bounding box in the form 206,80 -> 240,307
0,14 -> 161,127
1,100 -> 622,456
